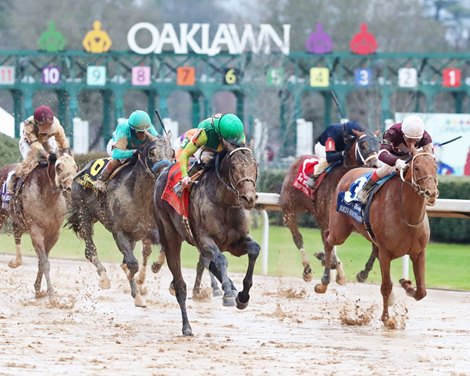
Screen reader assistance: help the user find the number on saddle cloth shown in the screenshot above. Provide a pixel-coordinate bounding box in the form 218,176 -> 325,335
74,157 -> 112,189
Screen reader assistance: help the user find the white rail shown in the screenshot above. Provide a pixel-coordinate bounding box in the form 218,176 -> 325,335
254,193 -> 470,277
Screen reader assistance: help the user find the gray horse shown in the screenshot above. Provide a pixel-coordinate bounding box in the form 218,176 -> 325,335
153,140 -> 260,336
66,134 -> 173,307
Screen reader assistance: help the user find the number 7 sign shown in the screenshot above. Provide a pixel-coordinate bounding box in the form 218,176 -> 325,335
177,66 -> 195,86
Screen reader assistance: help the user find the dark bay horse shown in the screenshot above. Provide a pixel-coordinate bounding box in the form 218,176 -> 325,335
153,140 -> 259,336
316,150 -> 438,324
279,129 -> 380,282
66,135 -> 173,307
0,153 -> 78,302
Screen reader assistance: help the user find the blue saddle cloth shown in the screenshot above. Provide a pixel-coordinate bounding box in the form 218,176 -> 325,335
336,172 -> 395,223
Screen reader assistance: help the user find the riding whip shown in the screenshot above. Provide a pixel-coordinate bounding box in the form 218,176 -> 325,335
436,136 -> 462,147
154,109 -> 167,135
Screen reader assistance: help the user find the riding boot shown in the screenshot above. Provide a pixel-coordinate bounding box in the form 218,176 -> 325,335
2,174 -> 16,210
306,175 -> 316,189
357,179 -> 377,204
94,159 -> 121,192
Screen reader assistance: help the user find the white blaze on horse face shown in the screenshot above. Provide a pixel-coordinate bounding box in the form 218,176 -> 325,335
55,155 -> 78,190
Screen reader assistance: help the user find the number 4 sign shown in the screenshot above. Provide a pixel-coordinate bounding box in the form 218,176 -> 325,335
442,68 -> 461,87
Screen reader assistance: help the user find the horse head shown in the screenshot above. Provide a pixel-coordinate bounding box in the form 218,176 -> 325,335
137,132 -> 174,177
219,139 -> 258,210
403,150 -> 439,206
54,153 -> 79,192
344,129 -> 380,168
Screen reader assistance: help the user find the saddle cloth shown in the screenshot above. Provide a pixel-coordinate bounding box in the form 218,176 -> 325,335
74,157 -> 111,189
292,157 -> 319,197
161,163 -> 190,218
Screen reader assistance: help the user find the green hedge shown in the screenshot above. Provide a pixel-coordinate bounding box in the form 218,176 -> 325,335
257,168 -> 470,244
0,133 -> 21,166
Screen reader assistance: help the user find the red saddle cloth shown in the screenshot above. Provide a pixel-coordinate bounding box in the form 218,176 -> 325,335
292,157 -> 319,197
161,163 -> 190,218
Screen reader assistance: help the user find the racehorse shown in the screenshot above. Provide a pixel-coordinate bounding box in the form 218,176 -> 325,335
0,153 -> 78,302
315,150 -> 438,324
66,135 -> 174,307
279,129 -> 380,282
153,140 -> 259,336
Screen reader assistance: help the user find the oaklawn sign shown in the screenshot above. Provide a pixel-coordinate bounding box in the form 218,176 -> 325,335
127,23 -> 291,55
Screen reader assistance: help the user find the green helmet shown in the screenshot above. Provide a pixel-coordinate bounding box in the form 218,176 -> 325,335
215,114 -> 245,144
128,110 -> 152,132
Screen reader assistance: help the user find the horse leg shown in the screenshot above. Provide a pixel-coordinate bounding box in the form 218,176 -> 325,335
400,250 -> 427,301
82,222 -> 110,289
208,269 -> 223,297
319,229 -> 345,285
193,255 -> 223,299
206,250 -> 236,306
283,210 -> 312,282
30,226 -> 55,301
151,248 -> 166,273
228,235 -> 261,310
314,230 -> 334,294
136,238 -> 152,296
8,224 -> 23,269
114,232 -> 145,307
357,244 -> 378,282
159,227 -> 192,336
378,253 -> 393,324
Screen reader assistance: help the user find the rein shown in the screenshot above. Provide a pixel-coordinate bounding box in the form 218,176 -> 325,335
343,133 -> 378,168
398,152 -> 438,227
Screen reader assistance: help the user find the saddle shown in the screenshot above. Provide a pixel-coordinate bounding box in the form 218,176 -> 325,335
74,157 -> 129,190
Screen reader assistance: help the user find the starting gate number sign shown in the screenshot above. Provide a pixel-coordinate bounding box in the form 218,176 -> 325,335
42,66 -> 60,84
398,68 -> 418,88
132,66 -> 151,86
87,66 -> 106,86
310,67 -> 329,87
224,68 -> 238,85
0,66 -> 15,85
442,68 -> 461,87
354,68 -> 372,86
177,67 -> 196,86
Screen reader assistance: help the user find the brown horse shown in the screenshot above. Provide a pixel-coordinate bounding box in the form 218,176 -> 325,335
280,129 -> 380,282
0,153 -> 78,302
315,150 -> 438,324
153,140 -> 259,336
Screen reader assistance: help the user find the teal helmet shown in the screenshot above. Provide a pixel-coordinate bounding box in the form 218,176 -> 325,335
214,114 -> 245,144
128,110 -> 152,132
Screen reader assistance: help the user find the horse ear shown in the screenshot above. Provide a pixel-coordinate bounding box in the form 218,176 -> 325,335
56,162 -> 63,174
249,138 -> 255,150
222,138 -> 232,150
374,129 -> 381,137
352,129 -> 363,137
165,130 -> 172,143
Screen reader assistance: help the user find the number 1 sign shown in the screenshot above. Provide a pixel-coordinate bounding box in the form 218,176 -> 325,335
442,68 -> 461,87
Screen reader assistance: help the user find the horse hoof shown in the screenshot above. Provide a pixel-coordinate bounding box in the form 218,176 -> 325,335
151,262 -> 163,274
236,296 -> 249,310
8,259 -> 22,269
356,271 -> 367,283
336,274 -> 347,285
134,294 -> 147,308
99,275 -> 111,290
222,296 -> 236,307
138,284 -> 148,296
314,283 -> 327,294
303,266 -> 313,282
212,289 -> 223,297
182,327 -> 193,337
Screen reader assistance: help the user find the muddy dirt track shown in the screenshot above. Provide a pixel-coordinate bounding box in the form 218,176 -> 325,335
0,254 -> 469,375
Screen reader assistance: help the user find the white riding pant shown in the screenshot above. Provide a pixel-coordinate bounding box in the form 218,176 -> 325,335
19,136 -> 58,160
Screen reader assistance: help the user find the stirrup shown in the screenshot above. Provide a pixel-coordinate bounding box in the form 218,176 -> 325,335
306,176 -> 316,189
357,189 -> 369,204
1,195 -> 11,210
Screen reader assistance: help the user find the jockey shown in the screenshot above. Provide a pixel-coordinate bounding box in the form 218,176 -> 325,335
2,105 -> 70,210
94,110 -> 159,191
178,113 -> 246,190
174,128 -> 198,159
357,115 -> 434,203
306,120 -> 365,188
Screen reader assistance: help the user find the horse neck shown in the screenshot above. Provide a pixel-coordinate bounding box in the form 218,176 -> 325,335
204,158 -> 240,208
398,176 -> 427,226
343,142 -> 360,168
126,160 -> 155,201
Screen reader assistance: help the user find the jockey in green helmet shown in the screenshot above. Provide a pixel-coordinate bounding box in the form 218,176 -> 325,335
94,110 -> 159,191
178,113 -> 246,189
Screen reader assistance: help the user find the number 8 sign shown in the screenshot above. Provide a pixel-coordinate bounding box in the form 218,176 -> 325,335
132,66 -> 151,86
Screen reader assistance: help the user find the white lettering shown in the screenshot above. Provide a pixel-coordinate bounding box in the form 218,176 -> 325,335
127,22 -> 159,55
127,23 -> 291,55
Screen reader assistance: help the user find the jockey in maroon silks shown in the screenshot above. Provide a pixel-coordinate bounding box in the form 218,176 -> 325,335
357,115 -> 434,203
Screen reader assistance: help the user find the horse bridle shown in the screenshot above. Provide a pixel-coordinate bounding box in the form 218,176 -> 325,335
398,152 -> 439,227
343,133 -> 378,168
215,147 -> 257,198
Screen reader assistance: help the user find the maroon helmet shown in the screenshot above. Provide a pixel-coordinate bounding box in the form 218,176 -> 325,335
34,105 -> 54,125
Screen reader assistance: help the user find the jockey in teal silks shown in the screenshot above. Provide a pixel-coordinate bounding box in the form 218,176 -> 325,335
178,113 -> 246,190
94,110 -> 159,191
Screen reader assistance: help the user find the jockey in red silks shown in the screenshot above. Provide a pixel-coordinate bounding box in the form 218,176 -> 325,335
357,115 -> 434,203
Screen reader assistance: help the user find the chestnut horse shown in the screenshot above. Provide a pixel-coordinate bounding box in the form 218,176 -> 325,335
315,150 -> 438,324
279,129 -> 380,282
0,153 -> 78,302
66,135 -> 173,307
153,140 -> 259,336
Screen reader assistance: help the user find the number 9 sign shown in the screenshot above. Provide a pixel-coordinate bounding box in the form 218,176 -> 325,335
87,66 -> 106,86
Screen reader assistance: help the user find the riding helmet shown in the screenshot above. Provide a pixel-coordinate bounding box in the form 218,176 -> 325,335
402,115 -> 424,140
214,114 -> 245,144
34,105 -> 54,125
128,110 -> 152,132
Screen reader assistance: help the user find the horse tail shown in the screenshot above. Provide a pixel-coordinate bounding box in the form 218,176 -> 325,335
64,206 -> 90,240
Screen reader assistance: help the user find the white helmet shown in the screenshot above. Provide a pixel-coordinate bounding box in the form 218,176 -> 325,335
402,115 -> 425,139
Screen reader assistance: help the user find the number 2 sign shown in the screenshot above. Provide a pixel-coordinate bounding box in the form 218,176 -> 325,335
442,68 -> 461,87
